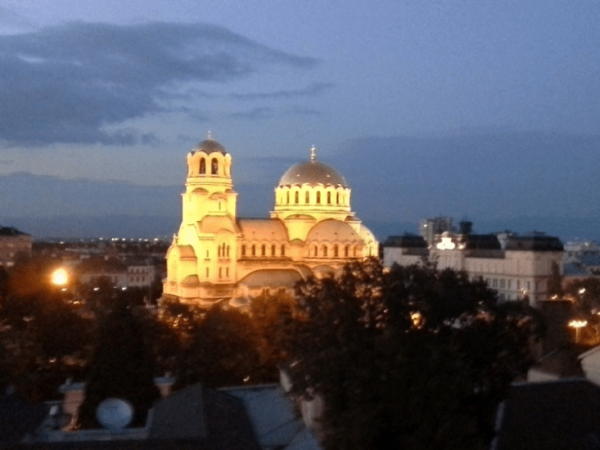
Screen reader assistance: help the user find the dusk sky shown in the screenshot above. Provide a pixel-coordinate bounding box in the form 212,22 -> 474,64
0,1 -> 599,240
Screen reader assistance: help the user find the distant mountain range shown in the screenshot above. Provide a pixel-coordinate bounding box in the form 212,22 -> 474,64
3,214 -> 598,243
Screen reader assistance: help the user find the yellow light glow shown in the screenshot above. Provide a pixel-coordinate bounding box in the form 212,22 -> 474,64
51,268 -> 68,286
410,311 -> 422,328
569,320 -> 587,329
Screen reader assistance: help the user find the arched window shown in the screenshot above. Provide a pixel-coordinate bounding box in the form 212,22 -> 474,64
226,245 -> 230,257
218,246 -> 221,257
241,245 -> 246,257
345,245 -> 349,257
199,158 -> 206,174
261,244 -> 266,256
295,191 -> 299,204
305,191 -> 310,204
271,244 -> 276,256
281,245 -> 286,256
317,192 -> 321,204
336,192 -> 339,204
252,245 -> 256,256
333,244 -> 339,257
322,245 -> 328,257
327,192 -> 331,204
287,191 -> 290,204
211,158 -> 218,175
313,246 -> 318,257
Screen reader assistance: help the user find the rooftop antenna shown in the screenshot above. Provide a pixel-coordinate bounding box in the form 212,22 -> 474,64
310,145 -> 316,161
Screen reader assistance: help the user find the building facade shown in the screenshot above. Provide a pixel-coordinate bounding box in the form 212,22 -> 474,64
163,139 -> 378,307
383,224 -> 564,306
0,226 -> 32,268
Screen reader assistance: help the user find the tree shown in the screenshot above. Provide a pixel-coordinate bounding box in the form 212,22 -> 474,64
172,305 -> 266,388
280,258 -> 543,450
78,303 -> 160,428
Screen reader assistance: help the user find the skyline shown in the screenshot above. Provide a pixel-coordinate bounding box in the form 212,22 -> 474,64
0,1 -> 599,240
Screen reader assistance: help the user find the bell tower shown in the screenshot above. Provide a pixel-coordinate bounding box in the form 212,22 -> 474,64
182,138 -> 237,224
164,137 -> 239,306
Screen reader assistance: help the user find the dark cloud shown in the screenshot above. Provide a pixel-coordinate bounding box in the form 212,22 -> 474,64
229,106 -> 275,120
230,82 -> 334,100
229,105 -> 321,120
0,22 -> 317,145
335,131 -> 600,223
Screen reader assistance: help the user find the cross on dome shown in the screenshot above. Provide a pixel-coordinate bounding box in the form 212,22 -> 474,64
310,145 -> 316,161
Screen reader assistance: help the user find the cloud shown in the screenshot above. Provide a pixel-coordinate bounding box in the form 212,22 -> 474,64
229,105 -> 321,120
230,82 -> 334,100
0,22 -> 317,145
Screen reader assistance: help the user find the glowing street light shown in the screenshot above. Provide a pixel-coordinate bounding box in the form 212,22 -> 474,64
51,268 -> 68,287
569,319 -> 588,343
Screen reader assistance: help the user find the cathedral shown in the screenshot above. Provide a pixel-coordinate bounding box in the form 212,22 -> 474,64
163,138 -> 378,307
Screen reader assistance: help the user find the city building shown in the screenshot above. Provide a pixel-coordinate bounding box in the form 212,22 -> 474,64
383,221 -> 564,306
0,226 -> 32,268
163,138 -> 378,307
77,256 -> 157,290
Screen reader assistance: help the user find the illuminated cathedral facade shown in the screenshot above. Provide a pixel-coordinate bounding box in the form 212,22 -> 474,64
163,138 -> 378,308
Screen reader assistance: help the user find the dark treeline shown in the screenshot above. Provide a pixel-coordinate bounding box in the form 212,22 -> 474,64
0,257 -> 546,448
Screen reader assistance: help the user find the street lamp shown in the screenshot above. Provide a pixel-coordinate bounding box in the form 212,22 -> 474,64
51,268 -> 68,287
569,319 -> 588,344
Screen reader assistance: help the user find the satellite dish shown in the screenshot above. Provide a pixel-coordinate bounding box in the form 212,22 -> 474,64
96,398 -> 134,430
